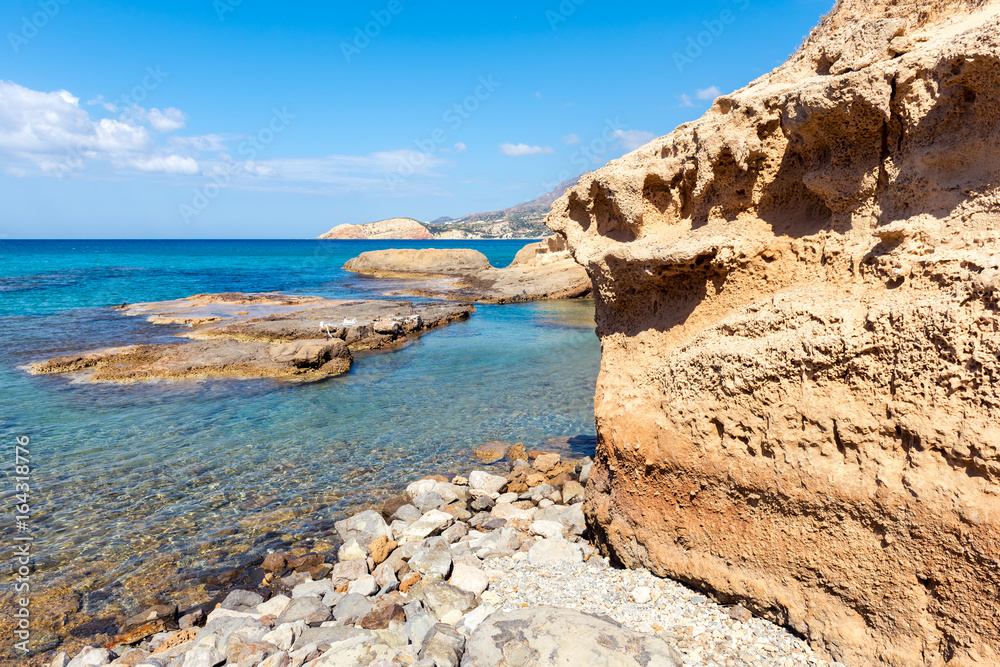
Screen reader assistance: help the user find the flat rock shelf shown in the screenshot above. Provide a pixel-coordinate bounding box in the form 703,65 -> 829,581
28,292 -> 474,383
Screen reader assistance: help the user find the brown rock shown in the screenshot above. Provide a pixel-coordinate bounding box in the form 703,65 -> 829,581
308,563 -> 333,580
122,604 -> 177,633
112,620 -> 167,646
382,494 -> 410,520
506,442 -> 528,462
261,553 -> 288,573
562,480 -> 585,504
547,1 -> 1000,664
343,237 -> 591,305
399,573 -> 421,594
29,295 -> 473,383
533,453 -> 561,473
109,648 -> 148,667
472,441 -> 511,464
369,535 -> 398,565
358,603 -> 407,630
427,474 -> 450,483
287,554 -> 324,572
151,629 -> 197,655
546,471 -> 571,488
728,606 -> 752,623
440,503 -> 472,521
525,471 -> 546,487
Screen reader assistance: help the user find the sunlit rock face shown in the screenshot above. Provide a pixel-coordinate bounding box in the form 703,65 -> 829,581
547,1 -> 1000,664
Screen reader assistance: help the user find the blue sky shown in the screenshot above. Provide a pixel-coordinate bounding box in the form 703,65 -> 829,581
0,0 -> 831,239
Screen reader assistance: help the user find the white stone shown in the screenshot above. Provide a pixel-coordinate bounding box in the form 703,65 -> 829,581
262,620 -> 306,651
401,509 -> 454,543
338,538 -> 369,562
631,586 -> 652,604
456,604 -> 496,636
256,594 -> 292,617
449,563 -> 490,596
406,479 -> 437,501
529,520 -> 566,539
181,648 -> 226,667
468,471 -> 507,495
205,607 -> 262,623
527,538 -> 584,565
490,503 -> 534,522
440,609 -> 464,625
66,648 -> 114,667
433,482 -> 465,504
292,580 -> 338,599
258,651 -> 290,667
347,575 -> 379,597
496,492 -> 518,504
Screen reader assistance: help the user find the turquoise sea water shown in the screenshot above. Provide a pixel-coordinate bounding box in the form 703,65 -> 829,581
0,239 -> 600,646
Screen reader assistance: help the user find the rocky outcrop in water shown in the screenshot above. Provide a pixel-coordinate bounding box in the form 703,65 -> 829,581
546,1 -> 1000,665
30,293 -> 472,382
319,218 -> 435,240
344,236 -> 592,304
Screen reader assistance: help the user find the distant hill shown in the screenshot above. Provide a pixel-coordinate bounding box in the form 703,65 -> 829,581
318,217 -> 434,240
425,176 -> 582,239
316,176 -> 583,240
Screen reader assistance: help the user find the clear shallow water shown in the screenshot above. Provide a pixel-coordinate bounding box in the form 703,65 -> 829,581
0,240 -> 599,648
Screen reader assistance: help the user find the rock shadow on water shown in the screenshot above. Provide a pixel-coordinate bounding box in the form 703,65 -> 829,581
543,434 -> 598,459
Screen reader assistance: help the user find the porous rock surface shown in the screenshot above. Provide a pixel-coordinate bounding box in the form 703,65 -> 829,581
546,1 -> 1000,665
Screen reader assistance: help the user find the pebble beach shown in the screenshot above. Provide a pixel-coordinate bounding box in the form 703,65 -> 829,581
50,445 -> 846,667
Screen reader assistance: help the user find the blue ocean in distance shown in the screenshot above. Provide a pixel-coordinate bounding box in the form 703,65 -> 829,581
0,239 -> 600,648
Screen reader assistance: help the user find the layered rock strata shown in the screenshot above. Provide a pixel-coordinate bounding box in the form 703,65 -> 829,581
344,236 -> 592,304
546,1 -> 1000,665
30,293 -> 472,382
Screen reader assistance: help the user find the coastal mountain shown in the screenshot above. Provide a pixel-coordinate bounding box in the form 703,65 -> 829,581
547,0 -> 1000,665
316,177 -> 582,241
425,176 -> 582,239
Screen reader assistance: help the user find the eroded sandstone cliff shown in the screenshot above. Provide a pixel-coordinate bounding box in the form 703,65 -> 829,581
546,1 -> 1000,665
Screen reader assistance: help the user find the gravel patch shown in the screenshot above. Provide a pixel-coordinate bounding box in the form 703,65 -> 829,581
484,554 -> 847,667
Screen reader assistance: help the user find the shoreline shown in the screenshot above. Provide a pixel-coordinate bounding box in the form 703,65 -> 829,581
42,444 -> 843,667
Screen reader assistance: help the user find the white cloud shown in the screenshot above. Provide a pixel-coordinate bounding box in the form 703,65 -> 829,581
499,143 -> 554,157
679,94 -> 694,107
611,129 -> 656,151
562,133 -> 581,146
168,134 -> 230,152
697,86 -> 722,100
145,107 -> 187,132
252,150 -> 448,186
0,80 -> 450,198
0,80 -> 199,177
454,142 -> 467,153
128,154 -> 200,174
